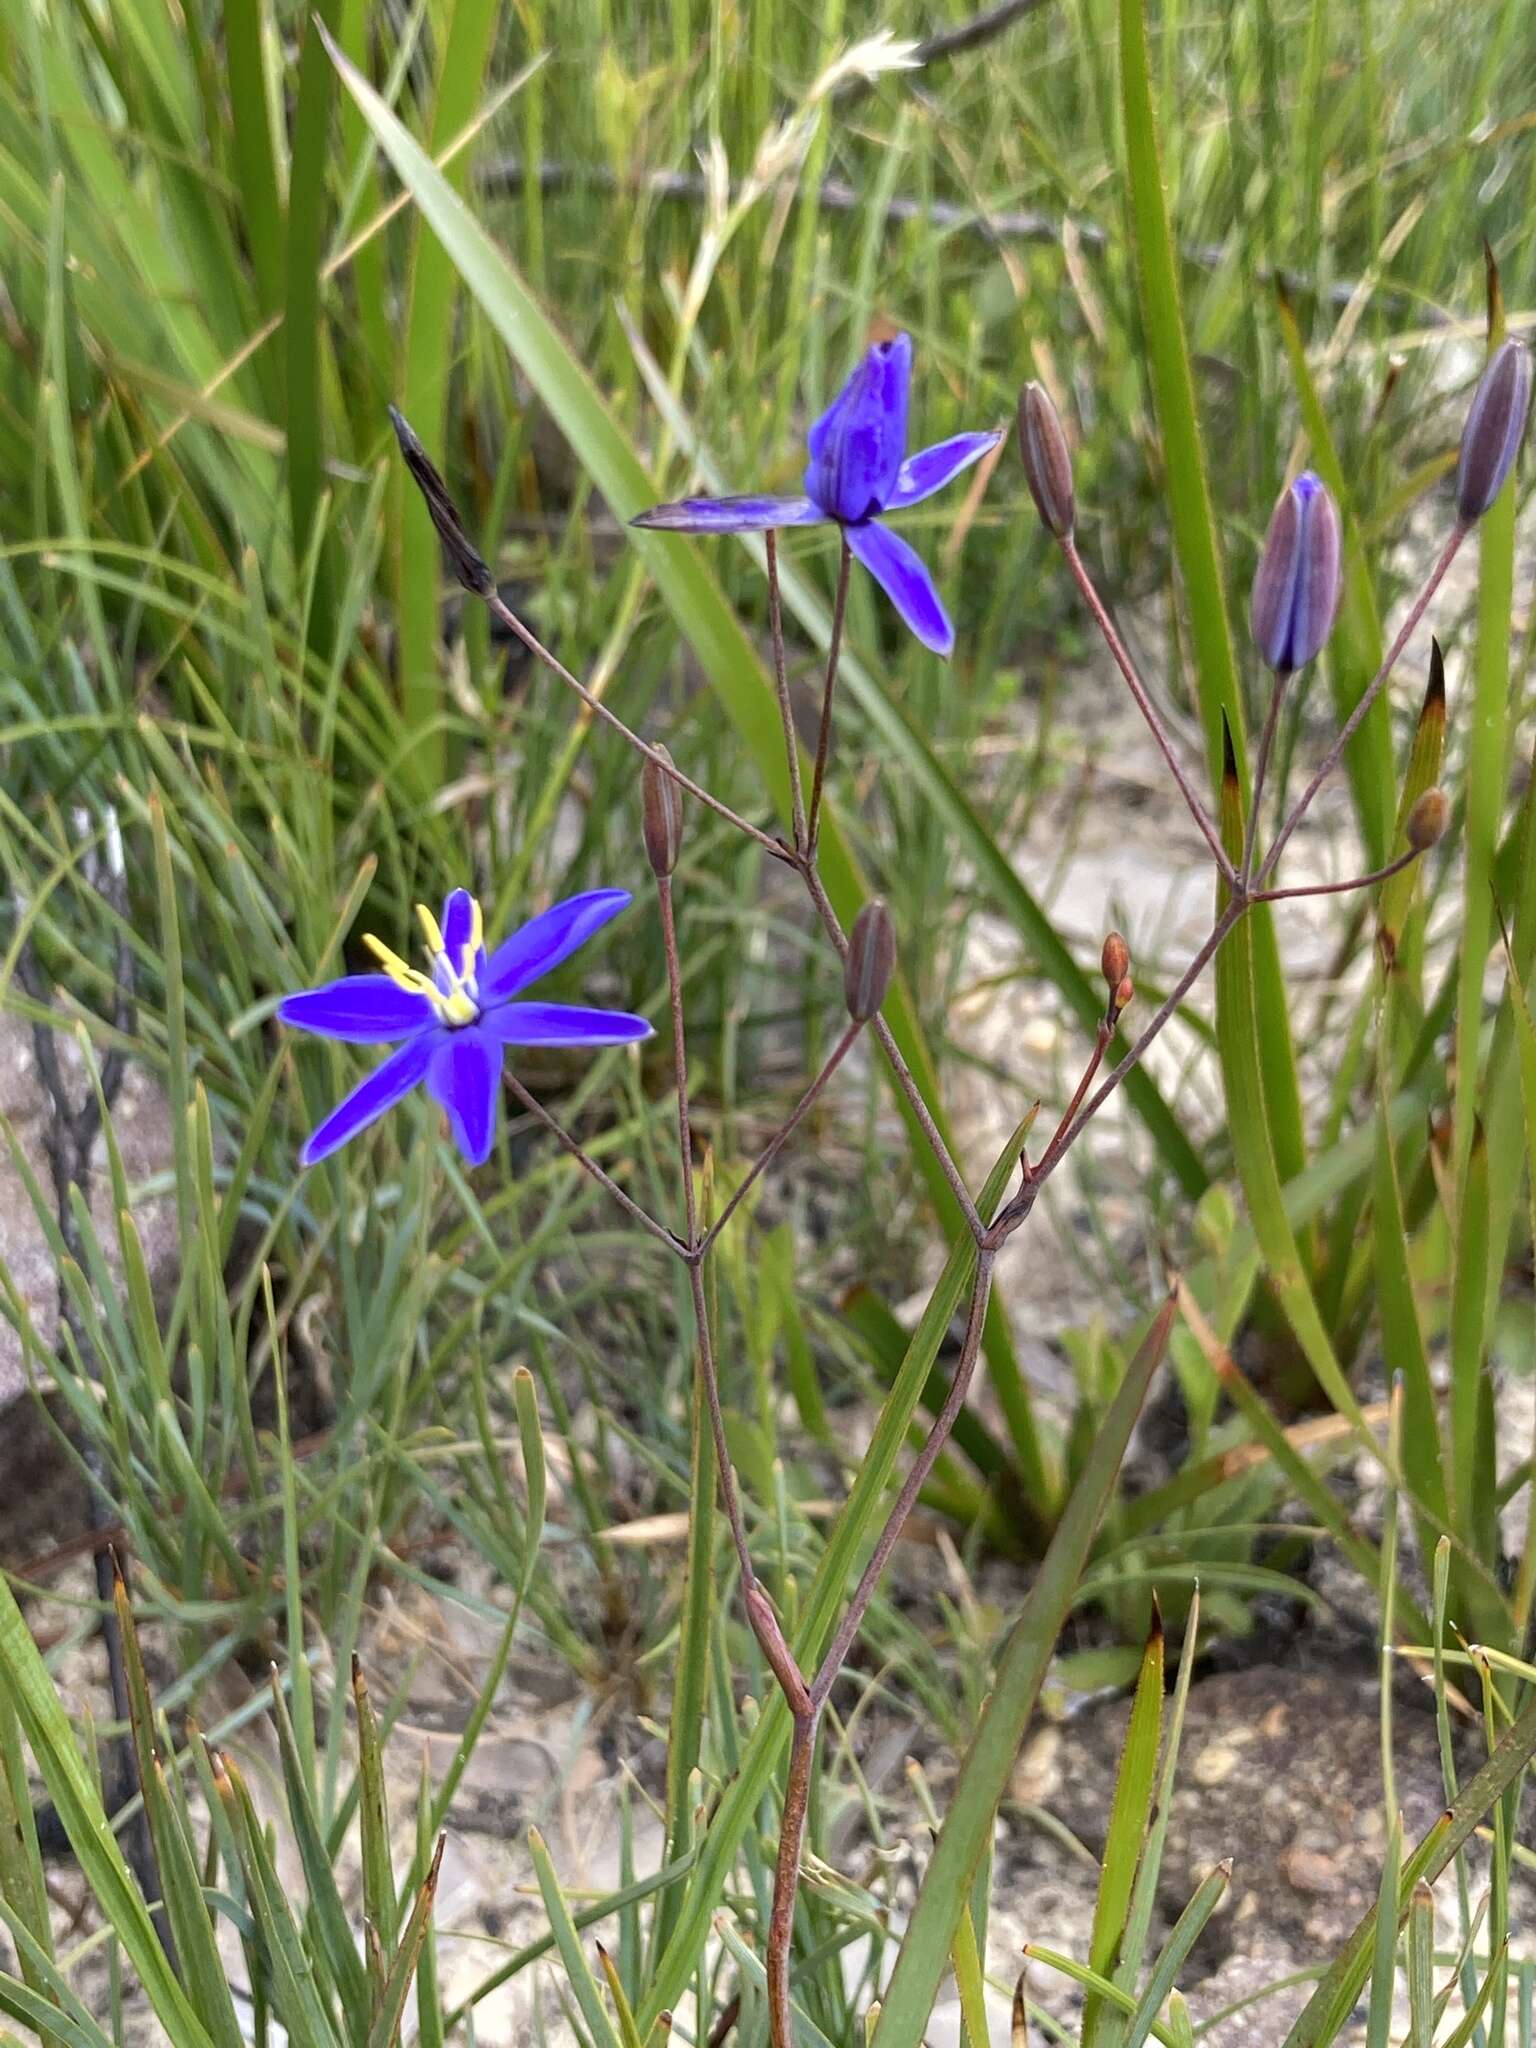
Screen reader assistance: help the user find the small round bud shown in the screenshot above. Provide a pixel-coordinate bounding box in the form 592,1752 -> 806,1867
1101,931 -> 1130,992
1017,381 -> 1075,538
845,900 -> 896,1023
1250,471 -> 1342,672
1406,787 -> 1449,853
641,747 -> 684,876
1455,338 -> 1531,523
1113,974 -> 1134,1016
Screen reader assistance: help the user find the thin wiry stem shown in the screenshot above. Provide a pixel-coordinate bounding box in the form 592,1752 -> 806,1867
1241,665 -> 1292,884
484,589 -> 795,866
766,1706 -> 819,2048
502,1076 -> 683,1255
806,537 -> 852,856
765,529 -> 808,854
1257,523 -> 1466,888
1253,843 -> 1424,904
697,1021 -> 862,1259
686,1257 -> 757,1588
656,874 -> 698,1250
1060,536 -> 1237,883
799,863 -> 985,1241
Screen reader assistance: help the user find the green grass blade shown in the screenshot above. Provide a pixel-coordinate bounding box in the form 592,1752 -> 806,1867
870,1296 -> 1177,2048
1123,1860 -> 1230,2048
528,1829 -> 625,2048
0,1576 -> 214,2048
1082,1610 -> 1165,2048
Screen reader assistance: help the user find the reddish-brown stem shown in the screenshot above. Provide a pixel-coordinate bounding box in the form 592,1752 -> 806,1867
1031,1015 -> 1113,1183
808,1251 -> 996,1706
697,1021 -> 863,1258
1242,664 -> 1292,884
1257,523 -> 1466,888
1253,844 -> 1424,904
767,1706 -> 819,2048
686,1255 -> 757,1590
1060,536 -> 1236,884
484,589 -> 794,866
765,529 -> 808,854
501,1076 -> 683,1254
799,863 -> 985,1242
806,537 -> 852,856
656,874 -> 698,1250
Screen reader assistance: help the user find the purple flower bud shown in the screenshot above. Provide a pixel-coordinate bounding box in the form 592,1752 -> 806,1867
1017,382 -> 1075,537
1455,339 -> 1531,523
1249,471 -> 1342,672
845,900 -> 896,1023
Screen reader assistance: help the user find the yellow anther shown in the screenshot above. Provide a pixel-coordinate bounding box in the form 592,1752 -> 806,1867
416,903 -> 446,959
469,895 -> 484,959
363,933 -> 437,999
441,988 -> 479,1026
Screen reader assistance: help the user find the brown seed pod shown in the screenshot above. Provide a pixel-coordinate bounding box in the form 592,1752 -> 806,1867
845,900 -> 896,1022
641,746 -> 685,876
1017,381 -> 1075,538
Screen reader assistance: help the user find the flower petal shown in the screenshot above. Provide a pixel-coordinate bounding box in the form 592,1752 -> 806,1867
278,977 -> 438,1043
484,1002 -> 654,1048
804,334 -> 912,522
631,495 -> 822,532
427,1027 -> 502,1167
440,888 -> 478,961
885,430 -> 1003,510
299,1035 -> 437,1166
481,889 -> 633,1001
844,520 -> 954,657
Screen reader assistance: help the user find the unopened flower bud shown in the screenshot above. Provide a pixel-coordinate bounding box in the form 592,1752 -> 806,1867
388,405 -> 495,598
1113,974 -> 1134,1016
1455,338 -> 1531,523
1406,787 -> 1449,853
845,900 -> 896,1022
641,747 -> 684,876
1101,931 -> 1130,993
1250,471 -> 1342,672
1017,382 -> 1075,538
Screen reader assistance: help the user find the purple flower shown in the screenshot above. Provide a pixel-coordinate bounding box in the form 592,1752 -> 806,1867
631,333 -> 1001,657
279,888 -> 652,1168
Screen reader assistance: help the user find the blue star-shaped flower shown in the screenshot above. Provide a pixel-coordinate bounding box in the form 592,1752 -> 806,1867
631,333 -> 1001,656
279,888 -> 652,1167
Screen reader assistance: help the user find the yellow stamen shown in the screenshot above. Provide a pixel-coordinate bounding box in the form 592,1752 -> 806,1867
469,895 -> 484,958
416,903 -> 446,958
363,933 -> 438,999
441,989 -> 479,1026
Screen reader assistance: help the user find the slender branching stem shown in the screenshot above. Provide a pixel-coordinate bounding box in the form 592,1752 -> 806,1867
687,1254 -> 758,1589
502,1076 -> 684,1254
765,529 -> 808,854
1257,523 -> 1466,888
1241,664 -> 1292,884
766,1705 -> 819,2048
1060,536 -> 1237,884
806,537 -> 852,856
697,1021 -> 863,1258
799,863 -> 985,1241
1253,843 -> 1424,904
1031,1015 -> 1114,1180
484,589 -> 795,866
656,874 -> 698,1250
808,1252 -> 996,1705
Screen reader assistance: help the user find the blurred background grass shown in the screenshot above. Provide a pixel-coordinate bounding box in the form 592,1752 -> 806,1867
0,0 -> 1534,2037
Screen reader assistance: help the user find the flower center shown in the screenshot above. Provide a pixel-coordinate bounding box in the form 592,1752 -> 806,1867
364,896 -> 485,1027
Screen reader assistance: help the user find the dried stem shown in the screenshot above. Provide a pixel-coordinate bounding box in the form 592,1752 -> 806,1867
766,1706 -> 819,2048
484,589 -> 794,866
1061,536 -> 1236,883
1257,523 -> 1466,888
806,537 -> 852,855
